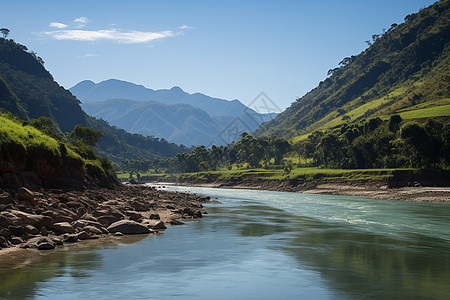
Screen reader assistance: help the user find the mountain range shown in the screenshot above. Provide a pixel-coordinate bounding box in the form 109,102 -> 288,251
71,79 -> 277,146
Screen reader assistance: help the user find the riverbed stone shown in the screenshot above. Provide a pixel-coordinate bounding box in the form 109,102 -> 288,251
77,231 -> 91,240
143,219 -> 166,230
0,228 -> 10,238
107,220 -> 150,234
83,225 -> 103,235
15,187 -> 36,206
0,192 -> 14,205
37,242 -> 55,250
53,222 -> 75,234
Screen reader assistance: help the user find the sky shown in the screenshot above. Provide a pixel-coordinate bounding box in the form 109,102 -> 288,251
2,0 -> 437,110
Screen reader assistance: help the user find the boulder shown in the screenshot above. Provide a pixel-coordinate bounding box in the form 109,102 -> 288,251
35,216 -> 55,230
15,187 -> 36,206
169,219 -> 185,225
8,225 -> 24,236
77,231 -> 91,240
107,220 -> 150,235
83,225 -> 103,236
63,235 -> 78,243
143,219 -> 166,230
38,242 -> 55,250
98,215 -> 120,227
125,211 -> 143,222
10,236 -> 23,245
54,215 -> 75,223
0,228 -> 11,238
53,222 -> 75,234
22,236 -> 55,249
40,226 -> 48,236
23,225 -> 39,235
0,215 -> 12,227
0,192 -> 14,205
0,236 -> 9,248
149,213 -> 160,220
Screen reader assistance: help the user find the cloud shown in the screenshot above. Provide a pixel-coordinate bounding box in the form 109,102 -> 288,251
79,54 -> 98,58
179,25 -> 192,29
49,22 -> 68,29
74,17 -> 88,23
45,29 -> 175,44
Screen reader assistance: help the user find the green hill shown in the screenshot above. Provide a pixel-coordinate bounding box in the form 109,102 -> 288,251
255,0 -> 450,138
0,38 -> 189,164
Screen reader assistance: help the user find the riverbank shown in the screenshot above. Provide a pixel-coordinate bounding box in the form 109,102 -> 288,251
0,185 -> 211,253
152,179 -> 450,202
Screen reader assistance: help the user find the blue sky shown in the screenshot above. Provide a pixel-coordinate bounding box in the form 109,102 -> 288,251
2,0 -> 437,110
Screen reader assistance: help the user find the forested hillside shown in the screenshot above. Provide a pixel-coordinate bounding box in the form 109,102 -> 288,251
0,38 -> 189,163
255,0 -> 450,138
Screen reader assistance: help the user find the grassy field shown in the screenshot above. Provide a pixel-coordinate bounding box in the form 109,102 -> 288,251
122,165 -> 418,184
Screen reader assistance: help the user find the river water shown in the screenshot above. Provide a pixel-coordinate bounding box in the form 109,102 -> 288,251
1,186 -> 449,299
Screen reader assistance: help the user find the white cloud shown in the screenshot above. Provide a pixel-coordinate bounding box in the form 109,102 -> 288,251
74,17 -> 88,23
179,25 -> 192,29
49,22 -> 68,29
45,29 -> 175,44
79,54 -> 98,58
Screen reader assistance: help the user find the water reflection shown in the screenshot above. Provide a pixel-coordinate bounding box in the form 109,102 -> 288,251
1,187 -> 449,299
0,235 -> 149,299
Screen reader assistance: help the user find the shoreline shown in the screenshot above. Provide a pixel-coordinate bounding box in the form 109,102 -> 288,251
0,184 -> 211,254
150,180 -> 450,203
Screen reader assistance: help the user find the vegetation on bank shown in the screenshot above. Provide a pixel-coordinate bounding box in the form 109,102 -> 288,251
0,112 -> 115,180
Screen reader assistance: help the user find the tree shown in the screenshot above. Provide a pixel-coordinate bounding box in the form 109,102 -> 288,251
0,28 -> 10,39
69,125 -> 104,147
388,115 -> 402,132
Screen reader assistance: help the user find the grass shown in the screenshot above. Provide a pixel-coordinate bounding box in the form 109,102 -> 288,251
396,103 -> 450,120
0,113 -> 80,160
125,165 -> 417,184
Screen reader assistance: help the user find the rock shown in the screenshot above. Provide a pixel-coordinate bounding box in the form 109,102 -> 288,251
53,222 -> 75,234
77,231 -> 91,240
72,220 -> 104,230
54,215 -> 75,223
40,226 -> 48,236
125,211 -> 143,222
63,235 -> 78,243
36,216 -> 55,230
23,225 -> 39,235
38,242 -> 55,250
0,192 -> 14,205
0,228 -> 11,238
98,215 -> 120,227
114,232 -> 123,236
10,236 -> 23,245
0,236 -> 9,248
83,225 -> 103,236
169,219 -> 184,225
183,208 -> 202,218
50,237 -> 63,245
22,236 -> 55,249
76,207 -> 87,217
149,213 -> 160,220
0,215 -> 12,227
143,219 -> 166,230
107,220 -> 150,235
8,225 -> 24,236
15,187 -> 36,206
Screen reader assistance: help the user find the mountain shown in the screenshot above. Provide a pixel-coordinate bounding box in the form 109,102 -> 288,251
255,0 -> 450,139
71,79 -> 268,118
0,38 -> 189,163
72,79 -> 277,146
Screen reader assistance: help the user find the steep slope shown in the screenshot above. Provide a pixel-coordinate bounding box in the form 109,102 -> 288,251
255,0 -> 450,138
0,38 -> 188,162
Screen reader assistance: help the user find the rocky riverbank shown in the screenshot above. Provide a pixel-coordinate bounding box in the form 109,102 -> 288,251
0,185 -> 211,252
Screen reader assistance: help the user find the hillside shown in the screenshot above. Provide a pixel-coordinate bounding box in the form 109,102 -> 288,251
255,0 -> 450,139
0,39 -> 189,163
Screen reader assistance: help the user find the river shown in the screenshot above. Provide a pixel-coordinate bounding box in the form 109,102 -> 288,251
1,186 -> 449,299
